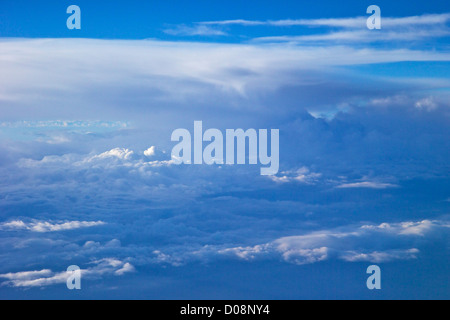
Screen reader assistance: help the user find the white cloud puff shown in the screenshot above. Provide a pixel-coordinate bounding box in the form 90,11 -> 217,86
90,148 -> 134,161
143,146 -> 156,157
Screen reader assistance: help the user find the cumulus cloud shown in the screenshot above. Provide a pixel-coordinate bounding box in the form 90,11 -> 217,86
144,146 -> 156,157
90,148 -> 134,161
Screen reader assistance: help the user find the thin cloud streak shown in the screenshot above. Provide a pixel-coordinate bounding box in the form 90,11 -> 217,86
200,13 -> 450,28
0,220 -> 106,232
197,13 -> 450,43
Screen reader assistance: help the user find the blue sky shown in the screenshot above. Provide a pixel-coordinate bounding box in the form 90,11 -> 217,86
0,1 -> 449,299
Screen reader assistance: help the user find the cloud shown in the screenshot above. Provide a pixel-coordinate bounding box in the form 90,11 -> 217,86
144,146 -> 156,157
164,25 -> 227,36
200,19 -> 267,26
201,13 -> 450,28
0,220 -> 105,232
89,148 -> 134,161
0,120 -> 128,129
115,262 -> 135,275
253,28 -> 450,43
217,219 -> 449,265
0,258 -> 135,288
336,181 -> 398,189
361,220 -> 449,236
269,167 -> 322,184
152,250 -> 184,267
0,38 -> 449,130
199,13 -> 450,43
280,247 -> 329,265
0,30 -> 448,297
415,97 -> 438,111
341,248 -> 419,262
218,244 -> 270,260
0,269 -> 53,281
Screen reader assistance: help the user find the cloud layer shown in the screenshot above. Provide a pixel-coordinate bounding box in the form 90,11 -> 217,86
0,12 -> 449,297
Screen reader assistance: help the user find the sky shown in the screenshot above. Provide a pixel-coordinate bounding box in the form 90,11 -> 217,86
0,0 -> 449,299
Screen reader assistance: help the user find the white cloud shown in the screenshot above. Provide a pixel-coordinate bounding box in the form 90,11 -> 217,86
153,250 -> 184,267
218,244 -> 270,260
200,19 -> 266,26
200,13 -> 450,43
269,167 -> 321,184
115,262 -> 135,275
164,25 -> 227,36
1,38 -> 449,115
280,247 -> 329,265
254,29 -> 450,43
415,97 -> 438,111
201,13 -> 450,28
144,146 -> 156,157
336,181 -> 398,189
0,258 -> 135,288
360,220 -> 443,236
341,248 -> 419,263
90,148 -> 134,161
217,219 -> 449,265
0,220 -> 105,232
0,269 -> 52,280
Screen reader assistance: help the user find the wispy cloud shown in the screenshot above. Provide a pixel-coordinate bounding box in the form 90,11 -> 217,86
0,220 -> 105,232
163,24 -> 227,36
269,167 -> 322,184
1,38 -> 449,122
197,13 -> 450,43
341,248 -> 419,262
336,181 -> 398,189
0,258 -> 134,288
360,220 -> 449,236
0,120 -> 128,129
201,13 -> 450,28
253,28 -> 450,43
